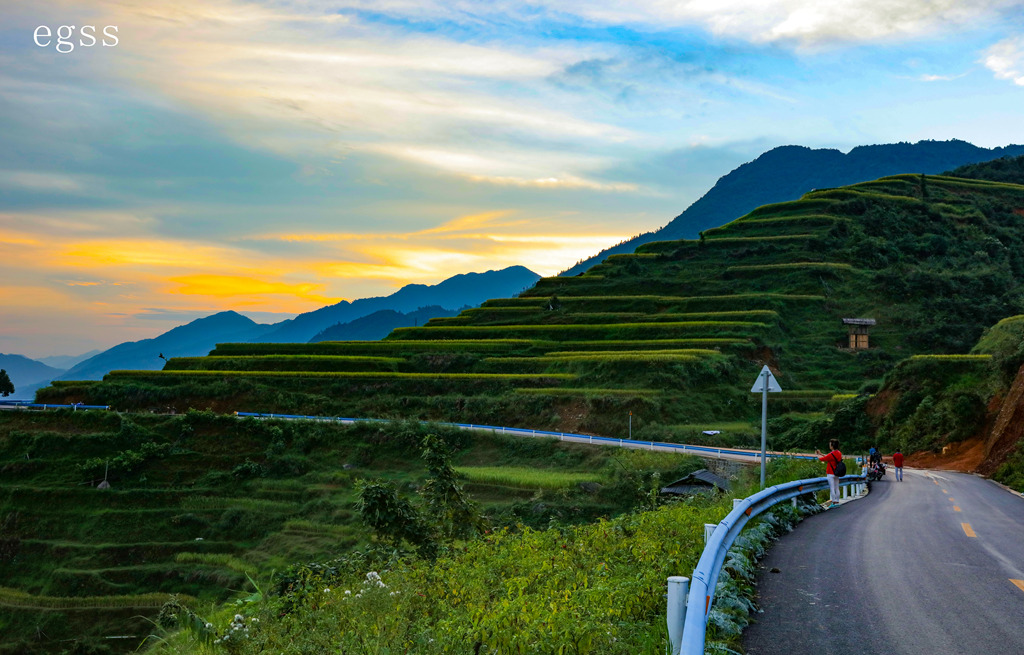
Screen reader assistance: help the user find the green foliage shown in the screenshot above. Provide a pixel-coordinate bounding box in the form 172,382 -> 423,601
420,434 -> 485,541
78,439 -> 173,476
0,369 -> 13,397
356,480 -> 437,558
946,155 -> 1024,185
769,396 -> 875,453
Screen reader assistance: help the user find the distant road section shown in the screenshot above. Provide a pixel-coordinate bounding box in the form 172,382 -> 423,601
232,411 -> 819,464
744,470 -> 1024,655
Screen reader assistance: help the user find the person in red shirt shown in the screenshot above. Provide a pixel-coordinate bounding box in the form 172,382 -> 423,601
892,449 -> 904,482
815,439 -> 842,506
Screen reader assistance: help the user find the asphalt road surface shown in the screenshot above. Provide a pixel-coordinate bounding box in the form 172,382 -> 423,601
743,468 -> 1024,655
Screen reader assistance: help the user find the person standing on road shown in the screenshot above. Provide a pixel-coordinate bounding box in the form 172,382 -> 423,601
893,449 -> 904,481
815,439 -> 843,506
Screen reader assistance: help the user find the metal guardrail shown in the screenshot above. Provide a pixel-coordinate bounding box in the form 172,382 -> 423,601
667,474 -> 867,654
0,401 -> 110,410
233,411 -> 822,463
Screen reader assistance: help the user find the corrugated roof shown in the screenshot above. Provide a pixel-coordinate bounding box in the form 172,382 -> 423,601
842,318 -> 876,326
660,468 -> 731,494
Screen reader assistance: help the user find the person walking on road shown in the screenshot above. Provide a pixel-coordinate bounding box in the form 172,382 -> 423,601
815,439 -> 843,506
893,449 -> 904,481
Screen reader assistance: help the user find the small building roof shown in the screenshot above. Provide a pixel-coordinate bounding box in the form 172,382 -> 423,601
842,318 -> 876,326
660,469 -> 731,495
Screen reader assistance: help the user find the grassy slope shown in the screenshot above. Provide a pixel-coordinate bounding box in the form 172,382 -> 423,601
0,409 -> 704,654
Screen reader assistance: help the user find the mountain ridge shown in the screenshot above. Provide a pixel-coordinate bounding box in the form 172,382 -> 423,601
52,267 -> 541,384
561,139 -> 1024,276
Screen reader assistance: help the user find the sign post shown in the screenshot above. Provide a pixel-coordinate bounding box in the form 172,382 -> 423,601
750,365 -> 782,489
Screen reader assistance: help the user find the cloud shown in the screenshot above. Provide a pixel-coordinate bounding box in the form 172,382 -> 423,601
984,36 -> 1024,85
0,171 -> 88,193
918,72 -> 969,82
303,0 -> 1022,47
168,274 -> 338,305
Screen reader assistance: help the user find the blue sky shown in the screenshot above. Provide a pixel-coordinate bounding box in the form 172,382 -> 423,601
2,0 -> 1024,357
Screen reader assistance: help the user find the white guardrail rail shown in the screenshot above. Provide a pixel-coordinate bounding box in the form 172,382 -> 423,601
0,401 -> 110,410
667,473 -> 867,655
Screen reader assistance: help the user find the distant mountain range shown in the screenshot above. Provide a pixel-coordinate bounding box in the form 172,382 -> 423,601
260,266 -> 539,343
58,311 -> 274,382
0,354 -> 67,400
310,305 -> 462,342
561,139 -> 1024,276
44,266 -> 540,385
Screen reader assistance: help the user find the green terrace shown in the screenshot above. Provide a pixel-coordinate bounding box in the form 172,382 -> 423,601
38,173 -> 1024,437
427,310 -> 780,326
0,410 -> 711,652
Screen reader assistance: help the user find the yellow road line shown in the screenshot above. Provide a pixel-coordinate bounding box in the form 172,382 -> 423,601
1011,580 -> 1024,594
954,506 -> 962,512
933,479 -> 939,485
942,489 -> 948,494
962,523 -> 977,538
949,497 -> 955,502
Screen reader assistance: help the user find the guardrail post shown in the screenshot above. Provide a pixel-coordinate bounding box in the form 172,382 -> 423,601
666,576 -> 689,655
704,523 -> 716,543
792,497 -> 797,508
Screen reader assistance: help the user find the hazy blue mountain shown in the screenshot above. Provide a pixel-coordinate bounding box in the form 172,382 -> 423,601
310,305 -> 462,343
58,311 -> 274,381
0,354 -> 66,399
561,139 -> 1024,276
261,266 -> 540,343
51,267 -> 541,384
36,350 -> 103,370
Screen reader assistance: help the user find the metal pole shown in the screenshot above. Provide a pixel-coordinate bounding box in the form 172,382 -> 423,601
629,411 -> 632,439
760,369 -> 768,489
667,576 -> 689,655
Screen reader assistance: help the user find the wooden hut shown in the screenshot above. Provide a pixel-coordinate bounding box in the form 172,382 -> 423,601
842,318 -> 876,350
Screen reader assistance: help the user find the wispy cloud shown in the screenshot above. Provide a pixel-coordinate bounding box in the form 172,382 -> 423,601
984,36 -> 1024,85
917,72 -> 969,82
310,0 -> 1022,47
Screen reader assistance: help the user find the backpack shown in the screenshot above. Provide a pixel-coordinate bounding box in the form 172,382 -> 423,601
832,452 -> 847,477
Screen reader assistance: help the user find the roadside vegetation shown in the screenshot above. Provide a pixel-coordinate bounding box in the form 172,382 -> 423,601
0,410 -> 709,654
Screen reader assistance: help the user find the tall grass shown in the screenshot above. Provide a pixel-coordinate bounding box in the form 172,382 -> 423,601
513,388 -> 663,397
0,586 -> 191,610
455,466 -> 605,489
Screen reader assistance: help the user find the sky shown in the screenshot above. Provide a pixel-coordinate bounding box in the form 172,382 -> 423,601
2,0 -> 1024,358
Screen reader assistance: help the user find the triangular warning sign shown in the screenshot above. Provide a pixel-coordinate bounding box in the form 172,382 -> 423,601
750,365 -> 782,393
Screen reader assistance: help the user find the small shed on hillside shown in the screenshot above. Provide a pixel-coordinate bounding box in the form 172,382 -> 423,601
660,469 -> 731,496
842,318 -> 876,350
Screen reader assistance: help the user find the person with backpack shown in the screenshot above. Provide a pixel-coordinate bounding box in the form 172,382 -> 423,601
815,439 -> 844,506
892,449 -> 904,482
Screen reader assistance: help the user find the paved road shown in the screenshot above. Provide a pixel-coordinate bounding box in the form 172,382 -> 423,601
743,468 -> 1024,655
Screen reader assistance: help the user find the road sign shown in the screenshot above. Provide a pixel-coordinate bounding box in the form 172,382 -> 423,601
751,365 -> 781,489
750,365 -> 782,393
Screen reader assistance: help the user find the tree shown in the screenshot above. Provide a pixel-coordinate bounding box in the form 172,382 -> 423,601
420,434 -> 485,540
0,369 -> 13,397
356,479 -> 437,558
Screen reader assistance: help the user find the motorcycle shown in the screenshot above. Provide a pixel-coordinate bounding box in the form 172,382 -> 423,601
866,460 -> 886,481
